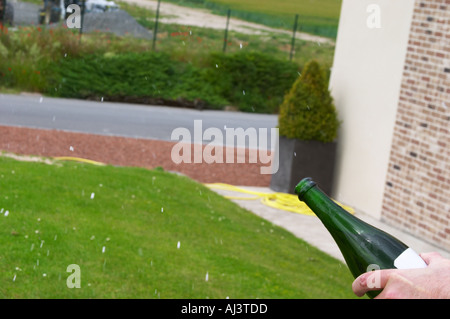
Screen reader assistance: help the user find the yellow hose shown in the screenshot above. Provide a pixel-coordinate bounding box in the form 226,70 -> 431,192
205,183 -> 354,217
54,156 -> 106,166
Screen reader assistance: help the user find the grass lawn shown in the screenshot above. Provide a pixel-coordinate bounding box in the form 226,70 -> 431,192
204,0 -> 341,18
0,155 -> 356,298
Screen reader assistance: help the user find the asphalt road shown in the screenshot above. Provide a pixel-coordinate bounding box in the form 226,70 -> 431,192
10,0 -> 40,26
0,94 -> 278,149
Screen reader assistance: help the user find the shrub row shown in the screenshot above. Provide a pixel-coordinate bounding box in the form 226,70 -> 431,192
43,51 -> 300,113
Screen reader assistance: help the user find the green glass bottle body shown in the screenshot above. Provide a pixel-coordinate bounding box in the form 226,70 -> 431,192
295,177 -> 427,298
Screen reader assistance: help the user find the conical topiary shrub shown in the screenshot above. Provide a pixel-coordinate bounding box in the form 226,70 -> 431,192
278,60 -> 339,142
271,60 -> 340,195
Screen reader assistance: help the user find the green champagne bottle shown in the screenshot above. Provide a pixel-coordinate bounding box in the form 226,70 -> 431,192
295,177 -> 427,298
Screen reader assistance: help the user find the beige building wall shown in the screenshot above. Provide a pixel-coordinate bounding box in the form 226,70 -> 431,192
329,0 -> 416,219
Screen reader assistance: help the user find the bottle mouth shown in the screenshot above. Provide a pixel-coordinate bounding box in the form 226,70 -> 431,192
294,177 -> 316,201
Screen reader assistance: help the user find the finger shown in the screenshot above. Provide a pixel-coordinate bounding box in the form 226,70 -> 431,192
374,272 -> 430,299
352,274 -> 368,297
352,269 -> 396,297
374,273 -> 407,299
419,252 -> 443,265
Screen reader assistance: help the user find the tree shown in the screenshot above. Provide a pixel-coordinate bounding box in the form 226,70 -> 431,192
278,60 -> 339,143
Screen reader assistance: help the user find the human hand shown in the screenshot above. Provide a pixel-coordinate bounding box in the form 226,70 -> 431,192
352,252 -> 450,299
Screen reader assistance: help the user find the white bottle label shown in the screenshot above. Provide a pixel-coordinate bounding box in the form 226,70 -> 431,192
394,248 -> 427,269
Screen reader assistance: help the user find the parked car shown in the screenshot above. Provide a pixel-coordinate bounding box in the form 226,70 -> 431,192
85,0 -> 119,12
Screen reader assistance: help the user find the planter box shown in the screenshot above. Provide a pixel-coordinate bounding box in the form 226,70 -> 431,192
270,136 -> 337,195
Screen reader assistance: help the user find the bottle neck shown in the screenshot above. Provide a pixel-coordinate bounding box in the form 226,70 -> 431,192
295,178 -> 362,230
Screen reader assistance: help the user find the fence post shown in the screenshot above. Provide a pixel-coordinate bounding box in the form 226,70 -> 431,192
0,0 -> 5,28
290,14 -> 299,61
152,0 -> 161,51
79,0 -> 86,43
223,9 -> 231,53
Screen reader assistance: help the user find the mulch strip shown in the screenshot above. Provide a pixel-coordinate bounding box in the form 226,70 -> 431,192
0,125 -> 272,186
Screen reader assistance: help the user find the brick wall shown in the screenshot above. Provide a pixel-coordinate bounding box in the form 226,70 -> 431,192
381,0 -> 450,250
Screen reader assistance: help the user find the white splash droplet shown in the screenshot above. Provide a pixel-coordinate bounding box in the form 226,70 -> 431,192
177,241 -> 180,249
90,192 -> 95,199
205,272 -> 209,282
